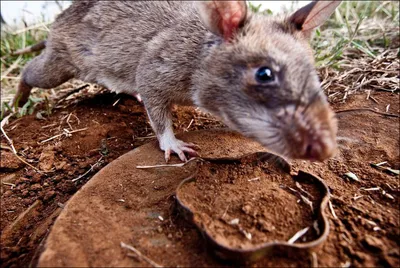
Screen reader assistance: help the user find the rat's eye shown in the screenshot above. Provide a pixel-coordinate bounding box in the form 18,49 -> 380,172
255,67 -> 274,83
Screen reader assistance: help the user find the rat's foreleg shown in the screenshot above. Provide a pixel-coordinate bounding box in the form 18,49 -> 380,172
145,105 -> 198,162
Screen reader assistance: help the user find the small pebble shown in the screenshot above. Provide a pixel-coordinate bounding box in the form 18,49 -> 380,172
229,218 -> 239,225
362,235 -> 384,252
3,190 -> 12,197
31,184 -> 42,191
242,204 -> 251,214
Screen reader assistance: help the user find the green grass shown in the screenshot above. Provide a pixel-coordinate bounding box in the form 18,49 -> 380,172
1,24 -> 49,75
1,23 -> 49,120
312,1 -> 399,68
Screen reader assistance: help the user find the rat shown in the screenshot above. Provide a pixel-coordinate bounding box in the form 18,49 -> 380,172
12,0 -> 340,162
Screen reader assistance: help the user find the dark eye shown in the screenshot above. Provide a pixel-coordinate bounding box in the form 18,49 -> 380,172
255,67 -> 274,83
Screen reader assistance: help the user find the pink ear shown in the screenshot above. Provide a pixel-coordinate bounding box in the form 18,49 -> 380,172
289,1 -> 341,36
197,1 -> 247,41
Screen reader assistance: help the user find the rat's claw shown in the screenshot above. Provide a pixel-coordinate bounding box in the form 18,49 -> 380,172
164,148 -> 171,163
177,151 -> 187,162
159,135 -> 199,162
185,142 -> 201,150
181,147 -> 198,157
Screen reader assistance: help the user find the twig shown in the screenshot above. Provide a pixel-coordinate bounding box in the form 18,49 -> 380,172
135,135 -> 157,140
360,187 -> 380,191
295,182 -> 314,198
370,163 -> 399,175
344,172 -> 360,182
221,204 -> 230,219
136,157 -> 197,169
41,123 -> 58,129
66,113 -> 74,130
288,227 -> 310,244
40,127 -> 88,143
385,183 -> 394,191
369,96 -> 379,104
311,252 -> 318,268
56,84 -> 90,104
1,114 -> 17,154
353,195 -> 364,201
1,115 -> 45,173
11,40 -> 46,56
287,186 -> 313,210
71,156 -> 103,182
300,195 -> 314,211
120,242 -> 162,268
11,21 -> 52,35
336,108 -> 399,118
2,182 -> 16,189
185,119 -> 194,132
194,116 -> 220,122
1,144 -> 44,173
240,229 -> 252,240
113,98 -> 121,106
328,201 -> 338,219
1,56 -> 22,79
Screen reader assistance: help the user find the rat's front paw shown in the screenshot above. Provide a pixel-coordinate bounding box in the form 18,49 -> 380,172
159,136 -> 199,162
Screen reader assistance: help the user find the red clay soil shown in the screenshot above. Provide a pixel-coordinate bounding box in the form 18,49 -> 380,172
177,157 -> 321,249
0,90 -> 399,267
0,93 -> 224,267
38,130 -> 269,267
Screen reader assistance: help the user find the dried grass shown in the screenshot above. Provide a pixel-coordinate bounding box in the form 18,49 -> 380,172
315,1 -> 399,102
320,47 -> 399,102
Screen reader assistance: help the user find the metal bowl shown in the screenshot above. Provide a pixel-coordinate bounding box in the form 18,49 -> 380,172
175,152 -> 331,263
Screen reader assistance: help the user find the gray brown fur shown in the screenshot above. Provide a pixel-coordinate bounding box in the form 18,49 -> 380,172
14,1 -> 339,161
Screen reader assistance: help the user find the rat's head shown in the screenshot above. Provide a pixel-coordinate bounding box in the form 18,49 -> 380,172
193,1 -> 340,161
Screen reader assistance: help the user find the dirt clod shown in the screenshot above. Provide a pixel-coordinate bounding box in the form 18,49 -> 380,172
362,235 -> 385,252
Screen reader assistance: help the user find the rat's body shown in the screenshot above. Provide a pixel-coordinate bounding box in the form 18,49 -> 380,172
15,1 -> 340,162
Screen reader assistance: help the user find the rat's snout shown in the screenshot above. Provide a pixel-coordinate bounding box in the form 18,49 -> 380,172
283,101 -> 337,162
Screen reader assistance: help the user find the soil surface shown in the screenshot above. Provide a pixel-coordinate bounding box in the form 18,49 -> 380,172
38,130 -> 268,267
0,93 -> 224,267
0,90 -> 399,267
177,155 -> 323,249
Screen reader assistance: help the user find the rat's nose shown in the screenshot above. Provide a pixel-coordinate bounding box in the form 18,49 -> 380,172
302,135 -> 336,161
285,101 -> 337,162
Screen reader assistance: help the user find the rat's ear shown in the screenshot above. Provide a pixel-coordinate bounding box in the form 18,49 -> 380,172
288,1 -> 341,38
197,0 -> 247,41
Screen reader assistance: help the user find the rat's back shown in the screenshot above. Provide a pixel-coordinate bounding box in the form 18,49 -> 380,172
49,1 -> 200,87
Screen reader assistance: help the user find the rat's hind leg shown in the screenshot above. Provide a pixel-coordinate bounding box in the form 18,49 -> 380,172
12,52 -> 74,106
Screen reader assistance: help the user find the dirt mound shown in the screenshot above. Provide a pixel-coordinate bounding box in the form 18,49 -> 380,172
177,157 -> 321,250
